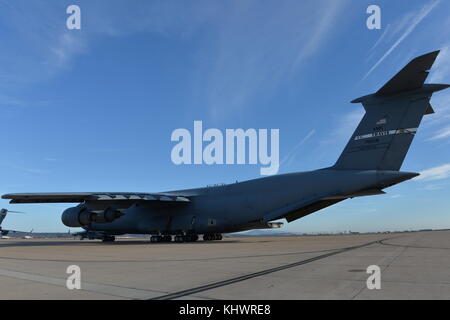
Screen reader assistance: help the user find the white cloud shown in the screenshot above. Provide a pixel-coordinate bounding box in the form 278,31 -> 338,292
0,94 -> 25,107
420,183 -> 444,191
429,45 -> 450,83
0,2 -> 88,86
366,24 -> 392,61
4,163 -> 48,175
199,0 -> 350,120
429,125 -> 450,140
362,0 -> 441,80
292,1 -> 348,68
281,129 -> 316,169
0,0 -> 350,121
415,163 -> 450,181
322,109 -> 364,145
48,33 -> 86,69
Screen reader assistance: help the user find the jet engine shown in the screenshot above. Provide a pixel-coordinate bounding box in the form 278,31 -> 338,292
62,206 -> 124,227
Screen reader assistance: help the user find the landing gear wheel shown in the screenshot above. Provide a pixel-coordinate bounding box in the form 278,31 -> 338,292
150,235 -> 160,243
102,236 -> 115,242
175,235 -> 184,243
203,234 -> 222,241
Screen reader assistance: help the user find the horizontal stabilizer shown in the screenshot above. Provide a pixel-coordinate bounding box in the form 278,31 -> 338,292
375,51 -> 439,96
425,103 -> 435,115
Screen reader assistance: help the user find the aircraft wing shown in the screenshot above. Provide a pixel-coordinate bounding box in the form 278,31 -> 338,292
1,192 -> 191,204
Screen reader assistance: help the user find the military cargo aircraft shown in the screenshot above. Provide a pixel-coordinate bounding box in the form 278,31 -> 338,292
0,208 -> 25,238
3,51 -> 448,242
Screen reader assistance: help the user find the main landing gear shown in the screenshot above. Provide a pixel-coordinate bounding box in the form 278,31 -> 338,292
102,235 -> 116,242
150,234 -> 200,243
150,235 -> 173,243
203,233 -> 222,241
174,234 -> 199,243
150,233 -> 222,243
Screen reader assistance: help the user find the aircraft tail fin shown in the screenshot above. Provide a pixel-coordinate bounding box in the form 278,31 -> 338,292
333,51 -> 449,171
0,209 -> 7,226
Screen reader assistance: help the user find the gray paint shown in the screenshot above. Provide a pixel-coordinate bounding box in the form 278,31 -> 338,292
2,51 -> 449,238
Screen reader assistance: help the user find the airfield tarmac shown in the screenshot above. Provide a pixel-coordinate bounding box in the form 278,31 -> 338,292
0,230 -> 449,299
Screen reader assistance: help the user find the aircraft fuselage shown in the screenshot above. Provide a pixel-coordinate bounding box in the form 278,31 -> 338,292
79,169 -> 416,236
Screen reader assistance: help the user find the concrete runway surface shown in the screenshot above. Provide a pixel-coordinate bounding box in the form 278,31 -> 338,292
0,230 -> 449,299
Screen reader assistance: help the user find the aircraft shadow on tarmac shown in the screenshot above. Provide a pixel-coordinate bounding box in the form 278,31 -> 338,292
0,239 -> 242,248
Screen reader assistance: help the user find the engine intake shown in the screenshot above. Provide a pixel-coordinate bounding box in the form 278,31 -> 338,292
62,206 -> 124,227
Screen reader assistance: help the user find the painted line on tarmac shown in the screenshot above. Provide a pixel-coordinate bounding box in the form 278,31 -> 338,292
0,268 -> 167,299
151,238 -> 388,300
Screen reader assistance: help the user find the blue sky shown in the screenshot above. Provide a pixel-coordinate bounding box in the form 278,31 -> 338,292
1,0 -> 450,233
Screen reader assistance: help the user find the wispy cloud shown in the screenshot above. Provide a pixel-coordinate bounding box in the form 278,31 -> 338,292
428,125 -> 450,140
0,0 -> 350,121
0,1 -> 214,87
0,1 -> 88,87
0,94 -> 25,107
426,90 -> 450,141
48,33 -> 86,69
362,0 -> 441,81
429,45 -> 450,83
322,109 -> 364,146
420,183 -> 445,191
200,0 -> 350,120
292,1 -> 348,68
281,129 -> 316,169
4,163 -> 48,175
415,163 -> 450,181
368,24 -> 392,54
